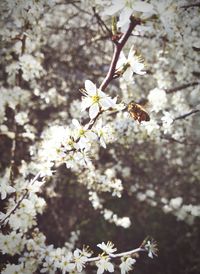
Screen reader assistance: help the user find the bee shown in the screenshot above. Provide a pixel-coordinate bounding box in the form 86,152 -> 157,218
128,100 -> 150,123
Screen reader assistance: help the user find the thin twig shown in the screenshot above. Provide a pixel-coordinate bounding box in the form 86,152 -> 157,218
100,17 -> 140,91
92,7 -> 112,36
173,109 -> 199,121
181,3 -> 200,9
165,82 -> 199,94
87,247 -> 145,262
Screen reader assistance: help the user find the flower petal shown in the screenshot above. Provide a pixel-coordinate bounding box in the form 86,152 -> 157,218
85,80 -> 96,95
72,119 -> 81,128
86,131 -> 97,140
116,51 -> 127,70
89,103 -> 99,119
128,46 -> 136,61
123,68 -> 134,82
133,1 -> 153,13
81,97 -> 93,111
100,98 -> 112,109
103,1 -> 124,16
107,262 -> 114,272
117,8 -> 133,28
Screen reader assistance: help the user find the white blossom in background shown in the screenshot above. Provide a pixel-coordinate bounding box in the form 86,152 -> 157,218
103,0 -> 153,28
161,111 -> 174,134
0,180 -> 15,200
89,191 -> 103,210
15,111 -> 29,126
152,0 -> 178,39
169,197 -> 183,210
95,119 -> 109,148
148,88 -> 167,113
1,263 -> 25,274
19,54 -> 44,81
81,80 -> 116,119
0,169 -> 16,200
102,209 -> 131,228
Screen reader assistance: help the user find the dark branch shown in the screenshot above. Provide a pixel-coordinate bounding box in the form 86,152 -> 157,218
92,7 -> 112,36
173,109 -> 199,121
161,135 -> 186,145
99,17 -> 140,91
181,2 -> 200,9
165,82 -> 199,94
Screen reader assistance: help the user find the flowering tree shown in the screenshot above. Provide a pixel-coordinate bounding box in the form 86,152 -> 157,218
0,0 -> 200,273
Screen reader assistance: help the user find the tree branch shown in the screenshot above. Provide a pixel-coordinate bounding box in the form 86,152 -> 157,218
99,17 -> 140,91
87,247 -> 145,262
92,7 -> 112,36
173,109 -> 199,121
181,2 -> 200,9
165,82 -> 199,94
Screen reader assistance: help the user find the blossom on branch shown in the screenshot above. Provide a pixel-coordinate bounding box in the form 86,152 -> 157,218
72,118 -> 97,149
144,240 -> 158,259
97,241 -> 117,254
81,80 -> 116,119
116,46 -> 146,82
96,257 -> 114,274
119,257 -> 136,274
0,180 -> 15,200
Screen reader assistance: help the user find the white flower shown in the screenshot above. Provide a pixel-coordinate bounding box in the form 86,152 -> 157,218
39,161 -> 55,177
0,231 -> 25,256
144,240 -> 158,259
119,257 -> 136,274
1,263 -> 24,274
27,180 -> 45,193
169,197 -> 183,210
104,0 -> 153,28
81,246 -> 93,258
41,261 -> 56,274
97,241 -> 117,254
65,151 -> 76,169
81,80 -> 116,119
96,257 -> 114,274
161,111 -> 173,134
72,119 -> 97,149
148,88 -> 167,113
59,255 -> 75,273
116,46 -> 146,82
95,119 -> 110,148
19,54 -> 44,81
153,0 -> 177,39
15,111 -> 28,125
75,150 -> 91,167
73,249 -> 87,272
0,181 -> 15,200
116,216 -> 131,228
